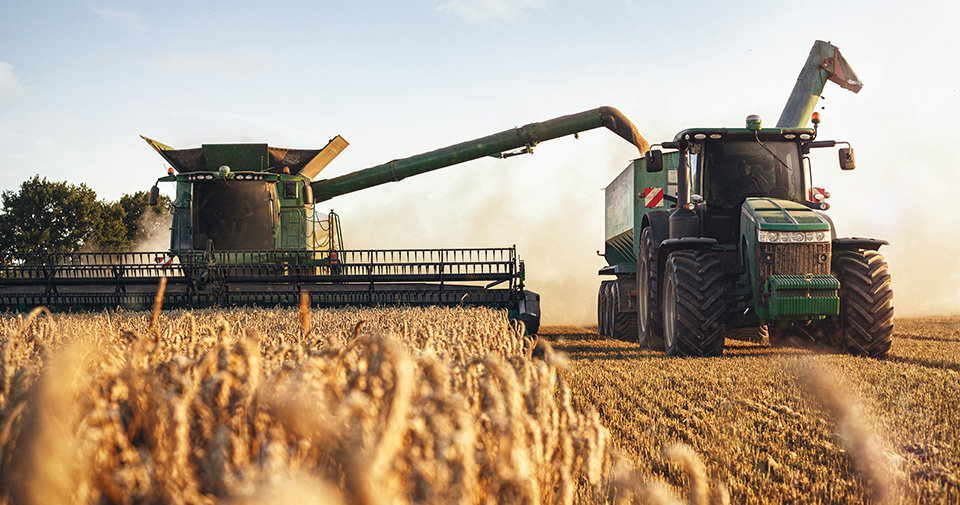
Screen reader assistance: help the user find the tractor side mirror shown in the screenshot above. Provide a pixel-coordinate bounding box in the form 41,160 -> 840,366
148,185 -> 159,206
645,149 -> 664,173
839,147 -> 856,170
303,184 -> 314,205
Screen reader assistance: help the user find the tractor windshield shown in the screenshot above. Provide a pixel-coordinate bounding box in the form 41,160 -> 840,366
701,140 -> 803,210
192,181 -> 276,250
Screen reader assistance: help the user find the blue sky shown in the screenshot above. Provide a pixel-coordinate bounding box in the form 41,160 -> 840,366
2,1 -> 958,322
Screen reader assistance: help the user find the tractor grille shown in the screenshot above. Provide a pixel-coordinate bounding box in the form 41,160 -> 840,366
755,242 -> 831,306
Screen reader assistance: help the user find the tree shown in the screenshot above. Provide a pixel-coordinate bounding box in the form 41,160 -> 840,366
0,175 -> 102,254
0,176 -> 176,254
90,200 -> 131,251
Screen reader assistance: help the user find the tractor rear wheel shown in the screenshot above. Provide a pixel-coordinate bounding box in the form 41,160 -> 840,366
833,250 -> 894,358
662,250 -> 727,357
637,227 -> 664,350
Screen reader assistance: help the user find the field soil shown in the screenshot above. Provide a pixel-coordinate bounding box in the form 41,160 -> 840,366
541,317 -> 960,504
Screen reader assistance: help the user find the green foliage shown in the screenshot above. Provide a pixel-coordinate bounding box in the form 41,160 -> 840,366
92,200 -> 130,251
0,176 -> 173,254
0,175 -> 101,254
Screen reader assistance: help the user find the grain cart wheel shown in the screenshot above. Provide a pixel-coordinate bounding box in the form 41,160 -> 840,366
611,279 -> 638,341
604,281 -> 617,337
604,281 -> 616,337
833,250 -> 894,358
662,250 -> 727,357
597,284 -> 605,335
637,227 -> 664,350
518,313 -> 540,336
598,280 -> 612,336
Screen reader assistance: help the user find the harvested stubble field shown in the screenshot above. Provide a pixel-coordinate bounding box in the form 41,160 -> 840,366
543,317 -> 960,504
0,307 -> 956,505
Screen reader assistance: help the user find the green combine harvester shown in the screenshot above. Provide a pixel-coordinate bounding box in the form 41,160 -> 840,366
597,40 -> 894,357
0,107 -> 646,333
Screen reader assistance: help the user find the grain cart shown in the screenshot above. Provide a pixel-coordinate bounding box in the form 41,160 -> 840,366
598,41 -> 894,357
1,107 -> 646,334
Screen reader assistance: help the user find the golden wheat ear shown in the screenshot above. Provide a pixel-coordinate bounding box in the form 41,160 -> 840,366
148,276 -> 167,336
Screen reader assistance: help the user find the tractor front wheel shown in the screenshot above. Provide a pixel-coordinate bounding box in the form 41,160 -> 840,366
833,250 -> 894,358
662,250 -> 727,357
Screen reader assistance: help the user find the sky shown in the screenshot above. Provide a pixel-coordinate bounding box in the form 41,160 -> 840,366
1,0 -> 959,323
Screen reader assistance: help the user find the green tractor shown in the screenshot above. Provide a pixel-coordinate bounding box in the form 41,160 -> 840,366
598,41 -> 893,357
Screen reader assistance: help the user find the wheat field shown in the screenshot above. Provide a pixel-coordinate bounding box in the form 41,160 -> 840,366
1,306 -> 956,504
0,305 -> 715,505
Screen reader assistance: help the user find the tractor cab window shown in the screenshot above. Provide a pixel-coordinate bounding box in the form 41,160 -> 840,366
702,141 -> 803,210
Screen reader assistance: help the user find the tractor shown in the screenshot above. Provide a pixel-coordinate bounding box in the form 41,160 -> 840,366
597,41 -> 893,357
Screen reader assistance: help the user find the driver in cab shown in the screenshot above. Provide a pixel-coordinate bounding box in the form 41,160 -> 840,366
725,159 -> 764,206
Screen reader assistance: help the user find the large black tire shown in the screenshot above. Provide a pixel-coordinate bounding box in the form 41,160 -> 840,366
518,313 -> 540,336
833,250 -> 894,358
637,227 -> 664,350
598,280 -> 613,337
611,279 -> 638,341
662,250 -> 728,357
597,283 -> 607,336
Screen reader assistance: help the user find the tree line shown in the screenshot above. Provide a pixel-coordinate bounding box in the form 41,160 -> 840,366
0,175 -> 173,254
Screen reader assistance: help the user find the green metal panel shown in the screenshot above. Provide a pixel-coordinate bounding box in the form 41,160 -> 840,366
279,209 -> 305,249
170,181 -> 193,252
766,274 -> 840,317
202,144 -> 269,173
742,198 -> 831,232
604,230 -> 634,266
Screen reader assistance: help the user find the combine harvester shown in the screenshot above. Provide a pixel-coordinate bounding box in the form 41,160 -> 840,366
0,107 -> 646,332
597,40 -> 895,357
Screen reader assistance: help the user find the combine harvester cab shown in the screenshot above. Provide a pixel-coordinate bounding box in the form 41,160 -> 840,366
598,41 -> 894,357
2,107 -> 649,336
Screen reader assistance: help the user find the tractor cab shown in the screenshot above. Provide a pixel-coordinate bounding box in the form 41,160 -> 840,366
644,116 -> 837,246
682,124 -> 810,244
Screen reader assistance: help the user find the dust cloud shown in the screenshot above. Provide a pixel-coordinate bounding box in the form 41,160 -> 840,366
132,211 -> 173,252
333,134 -> 630,326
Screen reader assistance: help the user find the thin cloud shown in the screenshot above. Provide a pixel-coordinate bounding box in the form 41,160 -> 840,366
90,5 -> 146,33
436,0 -> 551,23
154,49 -> 272,77
0,62 -> 33,108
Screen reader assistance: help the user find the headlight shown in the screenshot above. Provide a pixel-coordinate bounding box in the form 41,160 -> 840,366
758,230 -> 830,243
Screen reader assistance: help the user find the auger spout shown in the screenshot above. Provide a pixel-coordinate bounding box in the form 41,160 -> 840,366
776,40 -> 863,128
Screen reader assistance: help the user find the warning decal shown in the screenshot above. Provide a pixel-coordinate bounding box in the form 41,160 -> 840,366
643,188 -> 663,208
